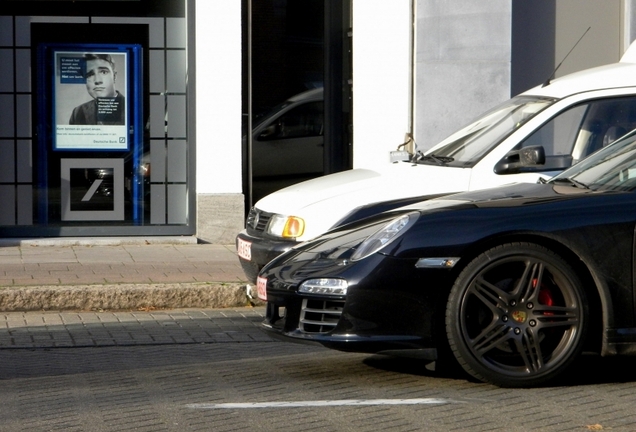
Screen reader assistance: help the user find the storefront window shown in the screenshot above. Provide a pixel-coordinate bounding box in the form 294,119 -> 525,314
0,1 -> 194,236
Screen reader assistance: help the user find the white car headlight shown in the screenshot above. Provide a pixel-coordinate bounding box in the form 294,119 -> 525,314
351,212 -> 419,261
267,215 -> 306,239
299,278 -> 348,296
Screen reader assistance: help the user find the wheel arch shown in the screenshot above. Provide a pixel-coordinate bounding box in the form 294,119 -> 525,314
447,232 -> 610,355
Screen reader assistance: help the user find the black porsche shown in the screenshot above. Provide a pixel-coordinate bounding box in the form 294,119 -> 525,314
257,129 -> 636,388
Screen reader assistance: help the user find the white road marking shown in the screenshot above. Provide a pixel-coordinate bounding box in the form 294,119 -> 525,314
186,398 -> 461,409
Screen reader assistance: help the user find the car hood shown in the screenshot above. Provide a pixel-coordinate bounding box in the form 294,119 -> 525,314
255,163 -> 473,240
401,181 -> 592,213
256,168 -> 384,211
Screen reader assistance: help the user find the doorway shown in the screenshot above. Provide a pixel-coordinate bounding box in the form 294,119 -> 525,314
243,0 -> 352,208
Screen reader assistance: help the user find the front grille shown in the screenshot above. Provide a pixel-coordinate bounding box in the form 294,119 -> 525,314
299,298 -> 344,334
246,208 -> 272,233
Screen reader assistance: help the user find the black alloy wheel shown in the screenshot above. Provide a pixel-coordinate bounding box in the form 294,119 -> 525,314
445,242 -> 588,387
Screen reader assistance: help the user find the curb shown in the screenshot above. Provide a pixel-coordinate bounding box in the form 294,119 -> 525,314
0,282 -> 259,312
0,236 -> 199,247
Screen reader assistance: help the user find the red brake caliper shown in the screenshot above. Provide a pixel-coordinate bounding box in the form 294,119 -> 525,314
534,278 -> 554,316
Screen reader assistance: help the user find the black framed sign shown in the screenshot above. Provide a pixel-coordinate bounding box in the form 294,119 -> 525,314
36,42 -> 144,224
48,47 -> 137,151
37,43 -> 142,152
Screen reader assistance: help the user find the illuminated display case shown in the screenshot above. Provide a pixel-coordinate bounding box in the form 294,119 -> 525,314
0,4 -> 195,237
37,42 -> 143,224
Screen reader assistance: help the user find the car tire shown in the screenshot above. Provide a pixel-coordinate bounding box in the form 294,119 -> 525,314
445,242 -> 588,387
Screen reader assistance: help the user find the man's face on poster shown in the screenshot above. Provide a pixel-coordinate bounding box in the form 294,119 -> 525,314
85,58 -> 117,99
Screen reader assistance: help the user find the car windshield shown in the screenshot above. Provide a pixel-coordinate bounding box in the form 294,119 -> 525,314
252,101 -> 292,129
417,96 -> 555,167
243,102 -> 293,136
549,129 -> 636,191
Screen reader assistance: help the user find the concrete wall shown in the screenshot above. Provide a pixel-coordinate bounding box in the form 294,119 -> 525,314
414,0 -> 512,150
351,0 -> 412,169
628,0 -> 636,49
555,0 -> 622,76
195,1 -> 244,243
511,0 -> 624,97
197,194 -> 244,244
510,2 -> 555,96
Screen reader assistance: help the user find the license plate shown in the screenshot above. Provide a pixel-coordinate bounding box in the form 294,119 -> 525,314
390,150 -> 410,162
237,238 -> 252,261
257,276 -> 267,301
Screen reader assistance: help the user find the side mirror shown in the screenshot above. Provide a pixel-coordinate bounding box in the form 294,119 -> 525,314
494,145 -> 546,174
258,124 -> 278,140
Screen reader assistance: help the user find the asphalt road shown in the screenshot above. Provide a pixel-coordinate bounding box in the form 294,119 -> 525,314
1,307 -> 635,432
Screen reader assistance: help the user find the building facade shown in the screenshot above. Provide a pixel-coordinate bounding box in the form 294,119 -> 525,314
0,0 -> 635,243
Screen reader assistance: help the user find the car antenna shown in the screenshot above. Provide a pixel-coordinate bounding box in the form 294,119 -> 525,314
542,26 -> 591,87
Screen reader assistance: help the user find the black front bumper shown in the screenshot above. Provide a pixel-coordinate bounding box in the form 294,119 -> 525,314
257,249 -> 454,359
261,280 -> 439,356
236,229 -> 297,283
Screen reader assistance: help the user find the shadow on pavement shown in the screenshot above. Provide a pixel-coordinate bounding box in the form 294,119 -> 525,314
361,352 -> 636,387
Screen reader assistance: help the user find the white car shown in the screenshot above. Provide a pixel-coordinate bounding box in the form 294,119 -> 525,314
237,42 -> 636,282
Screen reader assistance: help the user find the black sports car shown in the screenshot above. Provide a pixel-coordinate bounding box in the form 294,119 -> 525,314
257,129 -> 636,388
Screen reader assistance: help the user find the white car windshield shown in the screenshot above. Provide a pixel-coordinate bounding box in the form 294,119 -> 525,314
416,96 -> 555,167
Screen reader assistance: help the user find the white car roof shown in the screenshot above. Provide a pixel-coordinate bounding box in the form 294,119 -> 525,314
286,87 -> 323,103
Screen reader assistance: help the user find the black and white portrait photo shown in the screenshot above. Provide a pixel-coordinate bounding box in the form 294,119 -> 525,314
54,50 -> 129,150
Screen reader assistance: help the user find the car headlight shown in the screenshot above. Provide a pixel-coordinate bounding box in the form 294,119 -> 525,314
299,278 -> 348,296
267,215 -> 305,239
351,212 -> 419,261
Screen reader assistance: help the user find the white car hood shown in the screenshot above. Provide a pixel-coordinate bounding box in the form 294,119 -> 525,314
255,163 -> 472,240
257,168 -> 382,210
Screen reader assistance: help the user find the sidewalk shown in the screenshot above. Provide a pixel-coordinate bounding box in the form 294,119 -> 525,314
0,237 -> 252,312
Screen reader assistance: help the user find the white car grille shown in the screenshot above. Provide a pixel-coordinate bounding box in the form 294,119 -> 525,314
246,208 -> 271,232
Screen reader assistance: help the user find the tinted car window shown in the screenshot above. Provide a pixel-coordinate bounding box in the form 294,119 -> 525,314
521,96 -> 636,162
258,101 -> 324,141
